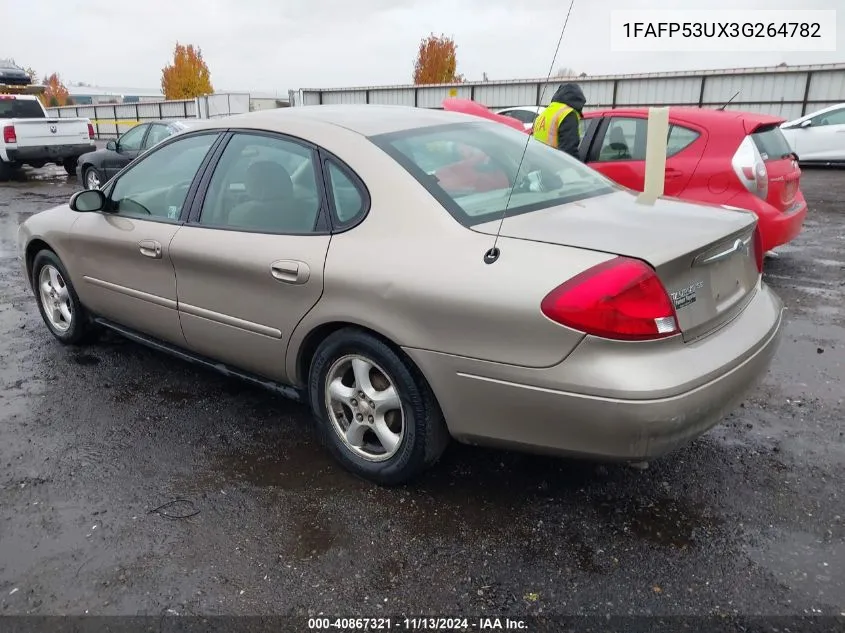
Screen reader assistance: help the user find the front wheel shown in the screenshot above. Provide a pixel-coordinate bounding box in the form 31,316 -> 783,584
83,166 -> 102,189
31,250 -> 93,344
308,328 -> 450,486
63,157 -> 78,176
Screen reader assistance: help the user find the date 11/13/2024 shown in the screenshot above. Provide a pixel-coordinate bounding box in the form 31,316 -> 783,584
307,617 -> 528,630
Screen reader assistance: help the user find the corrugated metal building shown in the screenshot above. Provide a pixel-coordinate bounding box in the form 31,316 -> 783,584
291,63 -> 845,121
66,85 -> 165,105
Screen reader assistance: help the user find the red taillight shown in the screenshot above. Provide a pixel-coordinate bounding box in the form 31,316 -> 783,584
2,125 -> 16,144
87,123 -> 95,139
732,136 -> 768,201
752,226 -> 763,273
541,257 -> 679,341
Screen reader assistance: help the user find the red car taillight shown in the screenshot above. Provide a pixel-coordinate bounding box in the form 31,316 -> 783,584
3,125 -> 16,144
541,257 -> 679,341
732,136 -> 768,201
87,123 -> 95,139
753,225 -> 764,273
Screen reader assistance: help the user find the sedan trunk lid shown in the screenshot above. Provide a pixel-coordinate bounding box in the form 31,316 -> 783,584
472,191 -> 761,341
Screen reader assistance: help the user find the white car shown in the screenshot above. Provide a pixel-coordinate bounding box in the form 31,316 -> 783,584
496,106 -> 543,130
780,103 -> 845,165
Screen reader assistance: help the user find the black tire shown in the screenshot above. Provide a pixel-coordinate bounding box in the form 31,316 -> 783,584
83,166 -> 102,190
0,159 -> 14,182
31,250 -> 93,345
63,157 -> 78,176
308,328 -> 450,486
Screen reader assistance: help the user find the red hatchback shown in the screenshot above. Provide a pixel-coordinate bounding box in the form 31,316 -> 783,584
444,99 -> 808,253
577,108 -> 807,253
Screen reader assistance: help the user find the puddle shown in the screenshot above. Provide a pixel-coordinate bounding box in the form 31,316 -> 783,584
288,509 -> 339,560
72,353 -> 100,366
566,534 -> 608,574
113,385 -> 140,404
213,440 -> 364,493
745,529 -> 845,604
596,496 -> 722,548
156,386 -> 194,404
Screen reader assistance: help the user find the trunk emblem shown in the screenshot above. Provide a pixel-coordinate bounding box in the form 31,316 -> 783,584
670,280 -> 704,310
49,125 -> 57,133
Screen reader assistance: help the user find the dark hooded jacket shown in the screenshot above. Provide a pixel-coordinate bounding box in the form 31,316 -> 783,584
549,83 -> 586,159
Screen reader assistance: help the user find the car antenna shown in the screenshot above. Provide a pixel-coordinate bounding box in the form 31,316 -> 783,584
483,0 -> 577,265
718,91 -> 740,111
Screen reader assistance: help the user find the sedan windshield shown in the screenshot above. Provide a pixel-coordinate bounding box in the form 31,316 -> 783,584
370,121 -> 616,226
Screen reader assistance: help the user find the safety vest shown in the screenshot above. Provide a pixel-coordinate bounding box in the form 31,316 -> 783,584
532,103 -> 581,148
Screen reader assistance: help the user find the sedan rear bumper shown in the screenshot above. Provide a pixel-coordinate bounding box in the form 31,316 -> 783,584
404,283 -> 783,461
728,190 -> 808,252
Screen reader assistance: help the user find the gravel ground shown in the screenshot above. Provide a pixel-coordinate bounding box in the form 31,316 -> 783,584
0,164 -> 843,618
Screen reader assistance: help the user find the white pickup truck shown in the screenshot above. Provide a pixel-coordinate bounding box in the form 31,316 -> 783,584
0,93 -> 96,180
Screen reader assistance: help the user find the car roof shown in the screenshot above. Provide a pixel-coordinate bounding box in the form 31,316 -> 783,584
787,102 -> 845,122
583,106 -> 785,128
189,105 -> 481,137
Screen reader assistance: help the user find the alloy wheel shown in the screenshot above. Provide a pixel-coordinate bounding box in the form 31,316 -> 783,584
324,354 -> 405,462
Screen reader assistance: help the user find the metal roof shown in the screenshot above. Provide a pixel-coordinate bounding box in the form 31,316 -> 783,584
67,85 -> 164,97
300,62 -> 845,92
191,103 -> 478,136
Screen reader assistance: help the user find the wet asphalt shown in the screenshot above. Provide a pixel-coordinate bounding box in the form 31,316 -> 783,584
0,164 -> 843,618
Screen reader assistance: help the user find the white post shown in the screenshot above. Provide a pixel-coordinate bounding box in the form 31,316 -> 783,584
638,106 -> 670,204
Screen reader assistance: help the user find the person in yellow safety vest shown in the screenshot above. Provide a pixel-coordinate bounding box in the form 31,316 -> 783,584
532,83 -> 586,160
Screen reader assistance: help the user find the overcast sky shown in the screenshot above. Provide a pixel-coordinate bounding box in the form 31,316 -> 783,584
5,0 -> 843,93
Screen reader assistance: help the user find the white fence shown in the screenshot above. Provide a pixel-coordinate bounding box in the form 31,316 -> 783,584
291,63 -> 845,121
46,93 -> 251,138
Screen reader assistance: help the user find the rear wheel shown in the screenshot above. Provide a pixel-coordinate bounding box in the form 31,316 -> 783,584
63,157 -> 78,176
0,159 -> 15,182
308,328 -> 450,486
31,250 -> 93,345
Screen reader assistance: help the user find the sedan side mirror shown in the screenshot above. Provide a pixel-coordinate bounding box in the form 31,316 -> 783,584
800,119 -> 813,128
69,189 -> 107,212
106,140 -> 117,150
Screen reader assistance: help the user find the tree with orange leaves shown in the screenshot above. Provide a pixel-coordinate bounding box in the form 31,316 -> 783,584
39,73 -> 70,108
413,33 -> 464,85
160,43 -> 214,100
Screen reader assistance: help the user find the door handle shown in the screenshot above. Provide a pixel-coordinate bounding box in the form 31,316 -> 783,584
270,260 -> 310,285
138,239 -> 162,259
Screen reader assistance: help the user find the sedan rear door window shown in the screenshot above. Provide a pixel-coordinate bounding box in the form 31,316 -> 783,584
197,132 -> 322,234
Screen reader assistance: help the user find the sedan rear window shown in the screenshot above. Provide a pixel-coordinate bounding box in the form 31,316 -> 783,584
370,121 -> 616,226
0,98 -> 45,119
750,125 -> 793,160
